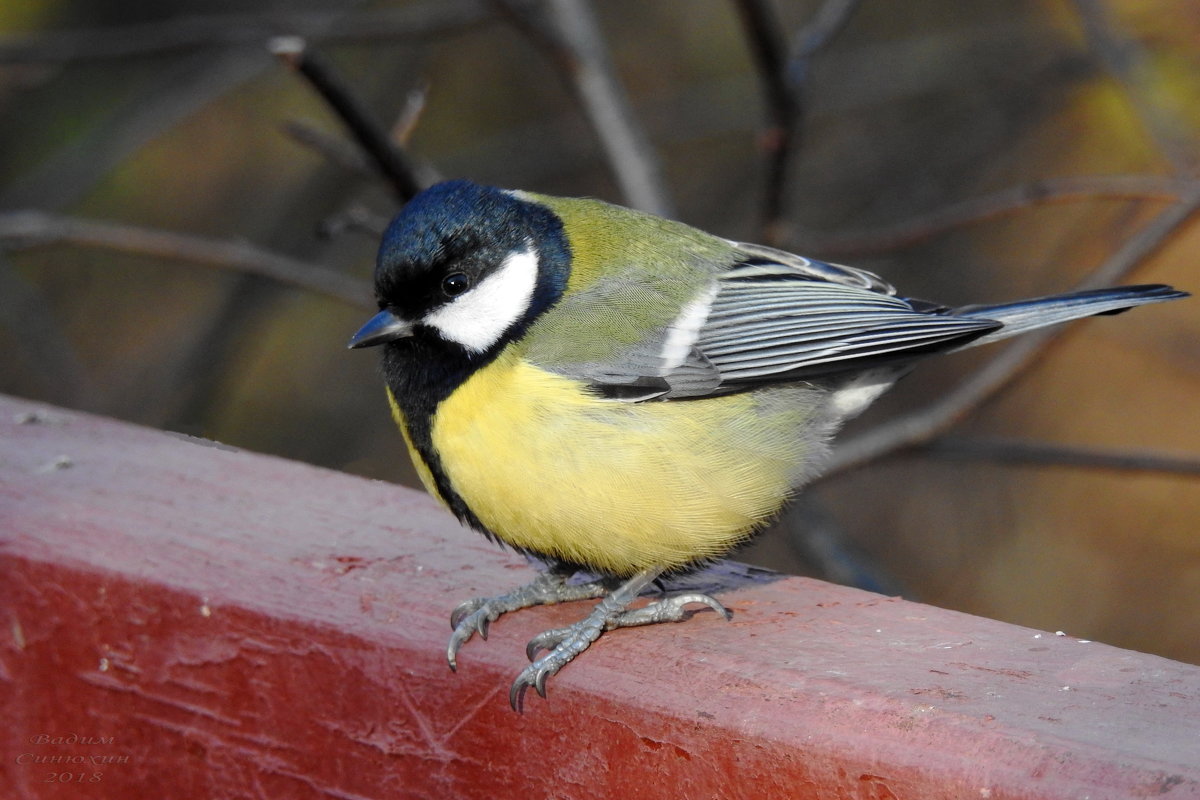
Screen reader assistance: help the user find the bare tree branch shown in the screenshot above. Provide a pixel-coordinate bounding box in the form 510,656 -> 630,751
1073,183 -> 1200,287
785,174 -> 1200,257
284,115 -> 443,197
0,211 -> 374,309
731,0 -> 795,243
0,3 -> 495,65
282,119 -> 376,177
925,437 -> 1200,477
282,94 -> 440,230
492,0 -> 674,216
733,0 -> 861,244
271,37 -> 423,202
317,207 -> 391,240
390,84 -> 431,146
821,186 -> 1200,479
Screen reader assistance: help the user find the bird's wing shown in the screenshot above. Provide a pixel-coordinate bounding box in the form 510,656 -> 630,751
728,240 -> 899,295
528,247 -> 1000,401
685,257 -> 998,395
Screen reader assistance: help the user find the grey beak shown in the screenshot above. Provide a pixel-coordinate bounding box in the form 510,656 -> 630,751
348,309 -> 414,349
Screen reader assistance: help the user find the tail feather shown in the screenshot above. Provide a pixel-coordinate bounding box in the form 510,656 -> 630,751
949,284 -> 1188,349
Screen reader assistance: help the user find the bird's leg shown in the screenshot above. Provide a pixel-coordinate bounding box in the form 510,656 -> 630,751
446,564 -> 613,671
509,568 -> 731,711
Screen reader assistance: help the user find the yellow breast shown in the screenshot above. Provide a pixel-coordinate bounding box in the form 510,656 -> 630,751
420,348 -> 823,575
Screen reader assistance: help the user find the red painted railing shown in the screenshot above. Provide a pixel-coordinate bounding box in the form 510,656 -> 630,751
2,393 -> 1198,799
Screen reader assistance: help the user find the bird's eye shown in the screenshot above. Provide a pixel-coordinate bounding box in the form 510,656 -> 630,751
441,272 -> 470,297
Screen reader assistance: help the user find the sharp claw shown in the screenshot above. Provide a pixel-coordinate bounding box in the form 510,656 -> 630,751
525,630 -> 553,661
450,599 -> 478,630
448,604 -> 491,671
697,595 -> 732,621
509,682 -> 524,712
508,659 -> 555,710
525,626 -> 573,661
447,632 -> 465,672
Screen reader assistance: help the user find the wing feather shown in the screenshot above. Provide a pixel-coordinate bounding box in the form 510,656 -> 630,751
686,273 -> 997,389
544,245 -> 1002,400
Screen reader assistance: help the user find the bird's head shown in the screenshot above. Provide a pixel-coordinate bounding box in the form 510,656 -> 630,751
349,180 -> 570,356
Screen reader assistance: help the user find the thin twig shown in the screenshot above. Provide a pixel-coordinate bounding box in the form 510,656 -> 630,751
282,119 -> 376,177
733,0 -> 861,244
785,175 -> 1200,257
780,0 -> 862,232
391,84 -> 431,146
283,112 -> 440,230
0,3 -> 494,65
821,187 -> 1200,479
1073,183 -> 1200,288
924,437 -> 1200,477
493,0 -> 674,216
317,207 -> 391,240
731,0 -> 795,243
271,37 -> 423,202
282,111 -> 433,241
0,211 -> 374,309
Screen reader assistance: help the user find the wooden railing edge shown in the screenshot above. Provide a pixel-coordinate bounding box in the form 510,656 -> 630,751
2,393 -> 1198,800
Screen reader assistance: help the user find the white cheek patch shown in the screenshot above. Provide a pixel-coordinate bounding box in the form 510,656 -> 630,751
424,246 -> 539,353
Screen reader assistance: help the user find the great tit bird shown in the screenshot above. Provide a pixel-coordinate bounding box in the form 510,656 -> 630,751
349,179 -> 1186,710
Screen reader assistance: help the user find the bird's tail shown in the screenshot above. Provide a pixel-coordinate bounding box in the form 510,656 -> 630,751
949,284 -> 1187,349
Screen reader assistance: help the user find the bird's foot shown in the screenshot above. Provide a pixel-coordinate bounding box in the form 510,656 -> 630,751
509,571 -> 730,711
446,567 -> 611,671
523,592 -> 730,660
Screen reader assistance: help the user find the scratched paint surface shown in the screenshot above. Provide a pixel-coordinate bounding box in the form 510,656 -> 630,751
2,395 -> 1199,799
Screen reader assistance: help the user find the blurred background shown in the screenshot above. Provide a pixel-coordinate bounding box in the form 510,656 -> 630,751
1,0 -> 1197,664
